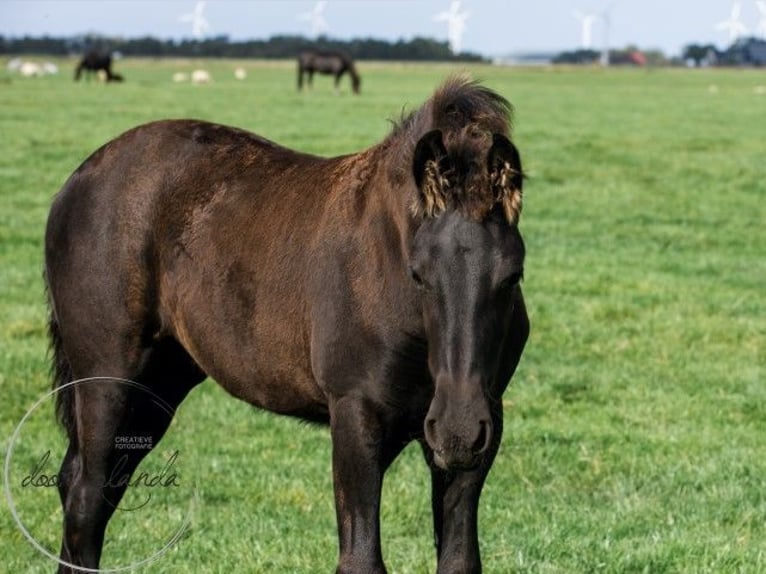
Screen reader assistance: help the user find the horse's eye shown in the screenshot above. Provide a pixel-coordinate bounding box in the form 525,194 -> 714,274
499,270 -> 523,291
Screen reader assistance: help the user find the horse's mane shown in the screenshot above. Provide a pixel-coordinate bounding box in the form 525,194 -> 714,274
382,74 -> 515,219
389,74 -> 512,143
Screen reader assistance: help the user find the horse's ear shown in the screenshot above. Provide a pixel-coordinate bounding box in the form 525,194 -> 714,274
412,130 -> 451,218
488,133 -> 523,224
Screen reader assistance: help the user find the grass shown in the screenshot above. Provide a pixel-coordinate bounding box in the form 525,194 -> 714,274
1,57 -> 765,573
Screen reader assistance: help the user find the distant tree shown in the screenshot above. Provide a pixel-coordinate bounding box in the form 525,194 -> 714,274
719,37 -> 766,66
552,49 -> 600,65
553,46 -> 667,67
682,44 -> 718,67
116,36 -> 170,56
641,50 -> 668,66
0,34 -> 485,62
1,35 -> 68,55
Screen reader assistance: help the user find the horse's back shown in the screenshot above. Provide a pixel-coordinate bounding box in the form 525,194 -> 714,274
48,119 -> 319,256
46,118 -> 324,315
45,119 -> 335,415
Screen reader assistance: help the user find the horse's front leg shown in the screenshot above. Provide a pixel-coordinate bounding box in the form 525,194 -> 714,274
423,409 -> 503,574
330,396 -> 387,574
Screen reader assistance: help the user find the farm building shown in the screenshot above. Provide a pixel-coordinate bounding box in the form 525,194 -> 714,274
720,37 -> 766,66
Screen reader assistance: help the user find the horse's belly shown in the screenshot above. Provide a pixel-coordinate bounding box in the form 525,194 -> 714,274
216,367 -> 330,422
199,341 -> 328,421
167,295 -> 329,422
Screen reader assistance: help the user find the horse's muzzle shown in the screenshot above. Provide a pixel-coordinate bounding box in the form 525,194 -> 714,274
424,380 -> 493,471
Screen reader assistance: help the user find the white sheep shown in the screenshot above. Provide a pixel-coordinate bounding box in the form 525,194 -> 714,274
191,69 -> 212,84
19,61 -> 43,77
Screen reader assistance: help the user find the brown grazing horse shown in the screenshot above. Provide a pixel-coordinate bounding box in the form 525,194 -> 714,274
74,50 -> 123,82
297,48 -> 361,94
45,75 -> 528,573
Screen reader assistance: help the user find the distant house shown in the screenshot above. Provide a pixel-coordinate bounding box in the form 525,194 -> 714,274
628,51 -> 647,66
721,38 -> 766,67
743,39 -> 766,66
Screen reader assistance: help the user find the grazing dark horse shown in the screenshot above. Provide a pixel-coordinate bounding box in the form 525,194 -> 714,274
298,49 -> 361,94
45,75 -> 528,573
74,50 -> 123,82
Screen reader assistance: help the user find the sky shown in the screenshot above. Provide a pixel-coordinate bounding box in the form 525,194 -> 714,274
1,1 -> 763,58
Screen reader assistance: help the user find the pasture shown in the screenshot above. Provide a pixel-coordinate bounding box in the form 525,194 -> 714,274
1,57 -> 764,573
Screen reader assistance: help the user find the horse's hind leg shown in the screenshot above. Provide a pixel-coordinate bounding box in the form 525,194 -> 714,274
56,338 -> 204,573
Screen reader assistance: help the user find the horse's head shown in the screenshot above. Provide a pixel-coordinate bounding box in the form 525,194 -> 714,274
409,128 -> 524,470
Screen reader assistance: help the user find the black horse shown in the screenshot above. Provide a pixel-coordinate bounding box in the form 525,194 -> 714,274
297,49 -> 361,94
74,50 -> 123,82
45,75 -> 528,573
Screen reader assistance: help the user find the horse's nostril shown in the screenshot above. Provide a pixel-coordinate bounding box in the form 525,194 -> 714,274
424,417 -> 437,446
473,420 -> 492,454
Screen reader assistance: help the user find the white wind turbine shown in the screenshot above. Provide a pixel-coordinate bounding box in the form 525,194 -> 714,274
599,2 -> 615,66
716,2 -> 749,43
434,1 -> 470,55
573,10 -> 599,49
755,1 -> 766,38
299,1 -> 329,38
180,1 -> 210,39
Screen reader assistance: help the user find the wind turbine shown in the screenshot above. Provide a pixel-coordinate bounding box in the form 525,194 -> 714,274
299,1 -> 329,39
716,2 -> 748,43
434,1 -> 470,55
180,1 -> 210,39
573,10 -> 599,49
600,1 -> 616,66
755,1 -> 766,38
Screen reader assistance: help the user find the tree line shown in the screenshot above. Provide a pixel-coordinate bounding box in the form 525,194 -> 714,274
681,38 -> 766,67
552,39 -> 766,67
0,34 -> 485,62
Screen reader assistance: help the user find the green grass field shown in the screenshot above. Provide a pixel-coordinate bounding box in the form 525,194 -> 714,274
1,58 -> 764,573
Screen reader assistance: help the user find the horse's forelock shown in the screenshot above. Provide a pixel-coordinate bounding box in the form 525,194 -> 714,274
386,75 -> 516,222
441,127 -> 495,219
429,75 -> 513,136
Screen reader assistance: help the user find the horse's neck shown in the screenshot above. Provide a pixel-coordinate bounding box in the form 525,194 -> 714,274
367,145 -> 419,256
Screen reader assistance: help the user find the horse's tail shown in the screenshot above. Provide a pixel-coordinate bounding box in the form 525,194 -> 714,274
74,63 -> 82,81
45,273 -> 76,440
